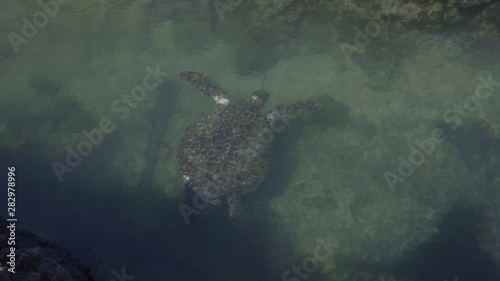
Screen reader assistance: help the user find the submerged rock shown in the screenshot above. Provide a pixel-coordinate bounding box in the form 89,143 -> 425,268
0,217 -> 95,281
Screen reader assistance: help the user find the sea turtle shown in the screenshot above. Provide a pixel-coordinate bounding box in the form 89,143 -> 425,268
178,71 -> 321,218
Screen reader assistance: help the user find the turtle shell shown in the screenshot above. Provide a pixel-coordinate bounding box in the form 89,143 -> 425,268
178,100 -> 273,205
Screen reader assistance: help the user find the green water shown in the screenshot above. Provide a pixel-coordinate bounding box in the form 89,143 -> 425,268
1,1 -> 500,281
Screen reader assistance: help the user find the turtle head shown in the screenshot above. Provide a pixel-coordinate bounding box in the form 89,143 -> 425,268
249,89 -> 269,108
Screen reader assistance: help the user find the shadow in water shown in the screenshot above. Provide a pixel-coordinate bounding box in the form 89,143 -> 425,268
0,133 -> 302,281
393,204 -> 500,281
243,95 -> 352,219
328,204 -> 500,281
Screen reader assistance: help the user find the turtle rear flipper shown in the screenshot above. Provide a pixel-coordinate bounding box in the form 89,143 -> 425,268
180,71 -> 230,105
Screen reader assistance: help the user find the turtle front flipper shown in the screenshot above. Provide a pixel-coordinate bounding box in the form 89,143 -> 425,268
227,193 -> 245,218
180,71 -> 230,105
265,101 -> 322,126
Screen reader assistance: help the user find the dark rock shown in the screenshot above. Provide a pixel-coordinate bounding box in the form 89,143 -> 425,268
458,0 -> 495,9
0,217 -> 95,281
